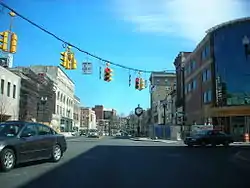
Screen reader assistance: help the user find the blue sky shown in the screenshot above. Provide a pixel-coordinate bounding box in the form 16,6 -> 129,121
0,0 -> 249,115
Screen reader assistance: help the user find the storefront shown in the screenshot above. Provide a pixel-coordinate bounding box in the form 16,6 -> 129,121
210,106 -> 250,141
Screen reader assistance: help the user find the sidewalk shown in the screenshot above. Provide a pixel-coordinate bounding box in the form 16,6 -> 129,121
130,137 -> 179,144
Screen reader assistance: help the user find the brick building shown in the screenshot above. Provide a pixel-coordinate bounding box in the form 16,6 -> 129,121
174,18 -> 250,141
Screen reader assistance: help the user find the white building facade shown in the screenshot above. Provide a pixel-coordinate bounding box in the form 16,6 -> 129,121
0,66 -> 21,121
31,66 -> 75,132
73,95 -> 81,130
80,107 -> 97,130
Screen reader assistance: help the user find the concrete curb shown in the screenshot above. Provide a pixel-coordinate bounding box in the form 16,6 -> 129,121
130,138 -> 178,143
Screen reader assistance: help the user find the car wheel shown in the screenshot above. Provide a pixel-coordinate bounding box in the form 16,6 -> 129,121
223,141 -> 229,147
201,141 -> 206,147
187,144 -> 193,147
0,148 -> 15,172
51,144 -> 62,162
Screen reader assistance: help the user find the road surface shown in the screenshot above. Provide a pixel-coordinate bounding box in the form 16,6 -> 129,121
0,136 -> 249,188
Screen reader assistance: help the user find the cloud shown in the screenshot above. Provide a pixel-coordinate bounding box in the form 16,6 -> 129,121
113,0 -> 249,43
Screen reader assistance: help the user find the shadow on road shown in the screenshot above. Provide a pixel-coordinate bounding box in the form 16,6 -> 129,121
17,145 -> 250,188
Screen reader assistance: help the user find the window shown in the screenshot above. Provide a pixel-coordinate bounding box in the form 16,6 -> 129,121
57,105 -> 59,114
202,71 -> 207,82
0,123 -> 21,137
13,84 -> 16,98
207,69 -> 211,80
7,82 -> 10,97
37,124 -> 52,135
202,69 -> 211,82
203,92 -> 207,103
21,124 -> 37,137
192,60 -> 196,70
193,79 -> 197,90
207,90 -> 212,102
201,45 -> 210,61
188,83 -> 191,92
1,79 -> 4,94
203,90 -> 212,103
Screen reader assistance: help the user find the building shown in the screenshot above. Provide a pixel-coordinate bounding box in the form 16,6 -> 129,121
92,105 -> 117,131
73,95 -> 81,131
177,18 -> 250,141
149,71 -> 176,124
0,66 -> 21,122
30,66 -> 75,132
173,52 -> 191,134
80,107 -> 97,130
11,67 -> 55,124
92,105 -> 104,120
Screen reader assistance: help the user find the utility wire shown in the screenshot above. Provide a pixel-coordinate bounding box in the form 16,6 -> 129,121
0,1 -> 175,73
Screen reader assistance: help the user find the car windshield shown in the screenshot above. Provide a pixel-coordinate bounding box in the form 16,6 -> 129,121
192,130 -> 209,137
0,122 -> 22,137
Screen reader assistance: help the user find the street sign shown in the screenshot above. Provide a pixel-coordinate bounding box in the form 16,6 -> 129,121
135,104 -> 143,117
82,62 -> 92,74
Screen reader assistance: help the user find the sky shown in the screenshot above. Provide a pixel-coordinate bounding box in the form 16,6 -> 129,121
0,0 -> 249,115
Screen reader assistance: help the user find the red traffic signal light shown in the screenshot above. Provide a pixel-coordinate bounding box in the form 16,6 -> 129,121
135,77 -> 140,89
104,67 -> 112,82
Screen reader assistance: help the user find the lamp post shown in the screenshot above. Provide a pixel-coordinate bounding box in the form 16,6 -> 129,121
242,35 -> 250,59
40,97 -> 47,123
127,116 -> 130,133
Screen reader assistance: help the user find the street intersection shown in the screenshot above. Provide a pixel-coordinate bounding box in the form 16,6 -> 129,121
0,136 -> 249,188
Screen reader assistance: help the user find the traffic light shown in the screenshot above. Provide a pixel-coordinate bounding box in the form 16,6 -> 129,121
139,78 -> 145,90
0,31 -> 9,52
60,52 -> 68,68
135,77 -> 140,89
104,67 -> 112,82
69,53 -> 77,70
10,33 -> 17,53
72,58 -> 77,69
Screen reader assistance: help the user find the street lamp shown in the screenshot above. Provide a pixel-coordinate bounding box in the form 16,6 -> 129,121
242,35 -> 250,59
39,97 -> 47,123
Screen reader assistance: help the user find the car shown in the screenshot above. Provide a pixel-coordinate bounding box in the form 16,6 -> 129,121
0,121 -> 67,172
87,130 -> 99,138
184,129 -> 234,147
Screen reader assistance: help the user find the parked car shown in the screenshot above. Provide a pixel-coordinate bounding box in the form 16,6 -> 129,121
0,121 -> 67,172
184,129 -> 234,147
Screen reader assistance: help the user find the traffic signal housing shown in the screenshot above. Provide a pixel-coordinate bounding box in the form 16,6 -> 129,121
10,33 -> 17,53
139,78 -> 145,90
68,53 -> 77,70
135,77 -> 140,90
104,67 -> 112,82
60,52 -> 68,68
0,31 -> 9,52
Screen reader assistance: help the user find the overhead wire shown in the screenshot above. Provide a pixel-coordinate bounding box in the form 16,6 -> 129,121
0,1 -> 175,74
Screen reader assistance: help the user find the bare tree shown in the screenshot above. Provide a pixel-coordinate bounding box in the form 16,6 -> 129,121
0,95 -> 10,122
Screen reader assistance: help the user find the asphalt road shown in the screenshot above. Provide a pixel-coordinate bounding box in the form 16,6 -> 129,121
0,136 -> 250,188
